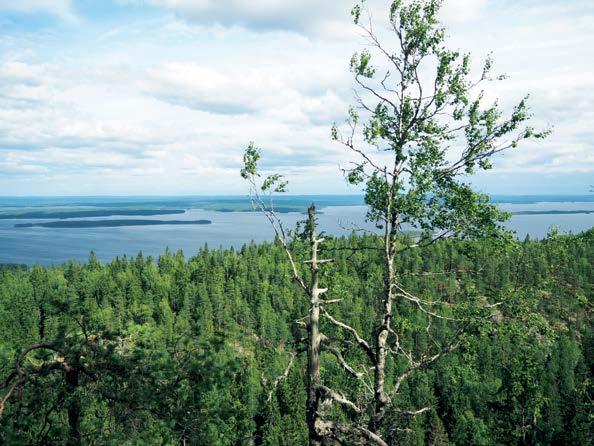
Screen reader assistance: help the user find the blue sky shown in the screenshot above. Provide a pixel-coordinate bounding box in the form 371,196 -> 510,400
0,0 -> 592,195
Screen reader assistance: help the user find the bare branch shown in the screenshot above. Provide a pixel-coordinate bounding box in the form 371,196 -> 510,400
399,268 -> 482,277
245,177 -> 309,293
395,406 -> 432,416
266,352 -> 296,402
321,307 -> 376,364
322,344 -> 363,380
391,328 -> 465,397
318,385 -> 361,414
322,420 -> 390,446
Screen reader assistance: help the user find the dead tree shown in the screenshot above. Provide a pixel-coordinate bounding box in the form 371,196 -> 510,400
241,146 -> 387,445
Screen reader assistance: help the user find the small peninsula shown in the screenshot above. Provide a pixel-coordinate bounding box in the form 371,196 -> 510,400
15,219 -> 211,228
0,209 -> 186,219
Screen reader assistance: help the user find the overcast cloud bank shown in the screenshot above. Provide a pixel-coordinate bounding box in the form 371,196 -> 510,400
0,0 -> 592,195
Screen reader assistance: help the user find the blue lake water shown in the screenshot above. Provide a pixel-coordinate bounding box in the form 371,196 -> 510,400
0,197 -> 593,265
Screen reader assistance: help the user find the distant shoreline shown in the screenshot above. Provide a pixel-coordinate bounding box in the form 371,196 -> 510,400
15,219 -> 212,228
1,194 -> 592,211
512,210 -> 594,216
0,209 -> 185,219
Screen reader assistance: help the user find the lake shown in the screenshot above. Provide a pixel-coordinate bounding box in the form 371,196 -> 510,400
0,196 -> 593,265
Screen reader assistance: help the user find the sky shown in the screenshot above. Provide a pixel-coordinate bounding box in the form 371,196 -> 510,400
0,0 -> 592,196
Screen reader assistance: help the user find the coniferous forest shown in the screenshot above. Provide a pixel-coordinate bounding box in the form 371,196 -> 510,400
1,0 -> 593,445
0,229 -> 592,445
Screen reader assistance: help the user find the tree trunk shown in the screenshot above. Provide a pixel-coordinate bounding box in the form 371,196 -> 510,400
65,367 -> 81,446
306,205 -> 323,446
372,207 -> 398,431
38,305 -> 46,340
372,256 -> 393,430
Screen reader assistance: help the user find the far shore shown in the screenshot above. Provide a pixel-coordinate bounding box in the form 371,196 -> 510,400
15,219 -> 212,229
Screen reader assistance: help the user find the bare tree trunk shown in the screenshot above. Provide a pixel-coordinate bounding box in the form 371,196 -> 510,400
306,204 -> 323,446
372,257 -> 393,430
241,157 -> 376,443
372,203 -> 398,430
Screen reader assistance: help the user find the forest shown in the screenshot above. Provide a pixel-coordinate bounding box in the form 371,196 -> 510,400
1,0 -> 592,444
0,229 -> 591,445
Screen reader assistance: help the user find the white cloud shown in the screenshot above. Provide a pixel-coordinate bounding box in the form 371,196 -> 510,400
0,55 -> 349,194
142,61 -> 350,125
118,0 -> 490,35
440,0 -> 594,177
118,0 -> 487,38
0,0 -> 78,22
119,0 -> 344,34
0,0 -> 592,194
439,0 -> 488,23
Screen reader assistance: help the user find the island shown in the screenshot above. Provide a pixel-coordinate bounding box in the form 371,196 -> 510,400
512,210 -> 594,215
15,219 -> 211,228
0,209 -> 186,219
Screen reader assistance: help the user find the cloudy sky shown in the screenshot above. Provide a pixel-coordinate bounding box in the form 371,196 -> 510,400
0,0 -> 592,195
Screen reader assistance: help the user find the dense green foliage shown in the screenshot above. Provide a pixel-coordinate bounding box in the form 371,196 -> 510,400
0,229 -> 591,445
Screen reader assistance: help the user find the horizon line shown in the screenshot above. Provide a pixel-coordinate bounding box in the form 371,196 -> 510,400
1,193 -> 593,199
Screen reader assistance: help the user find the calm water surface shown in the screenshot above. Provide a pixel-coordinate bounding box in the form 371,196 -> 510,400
0,202 -> 593,265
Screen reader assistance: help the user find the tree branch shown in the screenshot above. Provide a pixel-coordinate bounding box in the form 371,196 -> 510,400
321,307 -> 376,364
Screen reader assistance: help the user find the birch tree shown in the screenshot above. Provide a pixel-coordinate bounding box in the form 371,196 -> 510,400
330,0 -> 549,435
